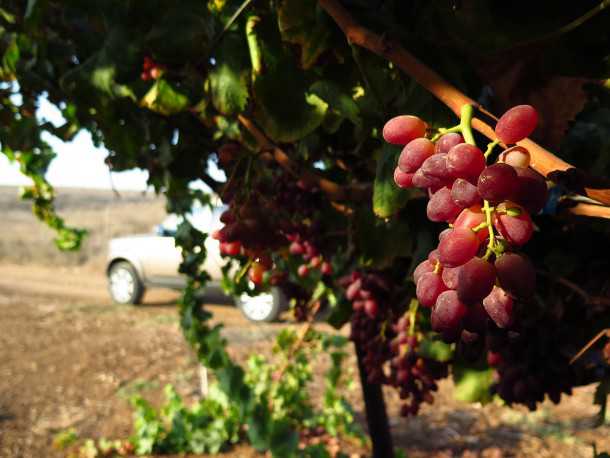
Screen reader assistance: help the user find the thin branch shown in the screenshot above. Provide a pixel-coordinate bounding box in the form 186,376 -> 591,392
318,0 -> 610,207
567,202 -> 610,220
237,114 -> 370,202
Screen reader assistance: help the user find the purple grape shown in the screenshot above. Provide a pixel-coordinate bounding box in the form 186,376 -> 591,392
495,253 -> 536,297
493,202 -> 534,246
495,105 -> 538,144
446,143 -> 486,180
398,138 -> 435,172
438,228 -> 480,267
477,163 -> 518,203
434,133 -> 464,154
412,168 -> 446,189
431,290 -> 467,338
483,286 -> 514,328
427,187 -> 462,222
416,272 -> 448,308
457,257 -> 496,304
451,178 -> 480,208
463,302 -> 488,333
421,154 -> 452,179
512,167 -> 548,214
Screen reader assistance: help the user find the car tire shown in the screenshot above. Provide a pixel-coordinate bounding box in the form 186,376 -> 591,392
235,287 -> 285,323
107,261 -> 145,305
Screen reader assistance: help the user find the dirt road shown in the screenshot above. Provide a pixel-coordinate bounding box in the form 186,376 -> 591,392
1,263 -> 610,458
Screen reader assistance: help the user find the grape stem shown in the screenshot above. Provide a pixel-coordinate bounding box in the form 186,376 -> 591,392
482,199 -> 496,261
459,104 -> 476,146
484,140 -> 500,159
430,125 -> 461,142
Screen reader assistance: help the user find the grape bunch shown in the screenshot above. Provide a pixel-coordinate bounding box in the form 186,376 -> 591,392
385,105 -> 547,343
388,315 -> 448,416
342,271 -> 394,384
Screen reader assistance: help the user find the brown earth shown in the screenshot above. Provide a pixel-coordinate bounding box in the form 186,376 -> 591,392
1,187 -> 609,458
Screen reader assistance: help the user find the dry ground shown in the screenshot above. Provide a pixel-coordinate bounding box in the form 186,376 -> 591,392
1,186 -> 609,458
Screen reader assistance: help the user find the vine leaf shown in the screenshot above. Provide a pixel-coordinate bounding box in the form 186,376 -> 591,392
452,363 -> 493,403
373,144 -> 412,218
248,15 -> 328,142
141,79 -> 190,116
277,0 -> 332,69
310,80 -> 362,127
208,32 -> 250,115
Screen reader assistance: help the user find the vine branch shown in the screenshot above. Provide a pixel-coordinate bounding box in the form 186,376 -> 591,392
318,0 -> 610,211
237,114 -> 370,202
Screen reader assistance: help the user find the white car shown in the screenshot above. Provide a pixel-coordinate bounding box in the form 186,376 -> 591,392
105,205 -> 287,322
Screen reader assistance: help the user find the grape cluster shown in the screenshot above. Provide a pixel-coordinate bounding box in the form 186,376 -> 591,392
342,271 -> 449,415
385,105 -> 547,343
140,56 -> 163,81
388,315 -> 448,416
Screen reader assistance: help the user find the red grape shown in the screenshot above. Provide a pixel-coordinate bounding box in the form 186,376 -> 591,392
495,253 -> 536,297
478,163 -> 518,203
451,178 -> 480,208
463,302 -> 489,333
383,115 -> 427,145
441,265 -> 461,289
412,168 -> 447,189
446,143 -> 486,179
398,138 -> 435,172
427,187 -> 462,222
493,202 -> 533,246
394,167 -> 415,188
434,132 -> 464,154
495,105 -> 538,144
457,257 -> 496,304
416,272 -> 448,308
413,259 -> 434,284
487,351 -> 503,366
438,227 -> 480,267
482,286 -> 514,328
453,205 -> 488,243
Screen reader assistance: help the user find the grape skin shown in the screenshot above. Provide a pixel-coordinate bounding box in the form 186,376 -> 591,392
482,286 -> 514,328
434,133 -> 464,154
451,178 -> 480,208
416,272 -> 448,308
413,260 -> 434,284
512,167 -> 548,214
394,167 -> 415,188
499,146 -> 530,168
431,290 -> 467,339
441,265 -> 461,289
427,187 -> 462,222
446,143 -> 486,180
421,154 -> 452,179
493,202 -> 533,246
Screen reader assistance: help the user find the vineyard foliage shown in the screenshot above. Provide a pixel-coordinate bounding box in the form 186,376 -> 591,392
2,0 -> 610,455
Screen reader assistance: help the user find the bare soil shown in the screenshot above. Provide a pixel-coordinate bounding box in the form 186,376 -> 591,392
1,187 -> 609,458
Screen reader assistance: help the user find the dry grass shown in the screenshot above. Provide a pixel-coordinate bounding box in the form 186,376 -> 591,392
0,186 -> 165,271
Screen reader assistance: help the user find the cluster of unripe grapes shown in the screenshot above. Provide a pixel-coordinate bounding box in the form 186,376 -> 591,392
384,105 -> 547,343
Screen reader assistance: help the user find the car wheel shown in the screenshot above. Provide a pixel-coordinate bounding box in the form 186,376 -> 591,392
236,287 -> 285,322
107,261 -> 144,305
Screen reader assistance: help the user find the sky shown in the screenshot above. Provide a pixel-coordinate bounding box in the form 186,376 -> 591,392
0,96 -> 224,191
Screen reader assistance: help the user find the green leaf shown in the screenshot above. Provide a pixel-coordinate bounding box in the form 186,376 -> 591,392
310,80 -> 362,127
373,143 -> 412,218
452,363 -> 493,403
419,339 -> 453,363
277,0 -> 332,69
141,79 -> 190,116
248,15 -> 328,142
2,36 -> 20,76
0,8 -> 16,24
208,32 -> 250,115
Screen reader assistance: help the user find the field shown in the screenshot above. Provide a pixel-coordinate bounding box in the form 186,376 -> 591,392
0,186 -> 609,458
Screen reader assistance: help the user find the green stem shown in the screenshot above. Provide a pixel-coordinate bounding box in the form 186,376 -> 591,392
482,200 -> 496,260
430,125 -> 461,142
484,139 -> 500,160
459,104 -> 476,146
408,298 -> 419,336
